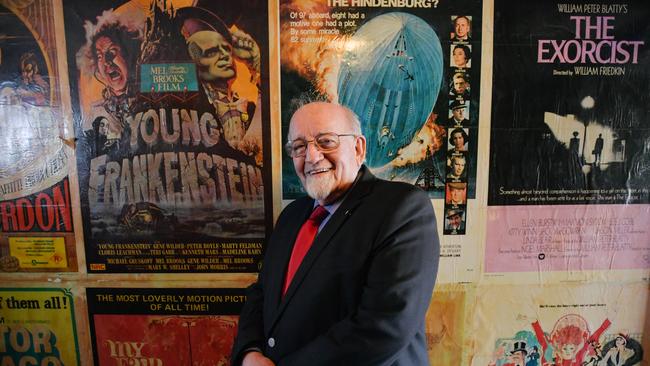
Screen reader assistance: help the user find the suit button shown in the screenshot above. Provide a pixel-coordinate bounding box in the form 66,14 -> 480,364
268,338 -> 275,348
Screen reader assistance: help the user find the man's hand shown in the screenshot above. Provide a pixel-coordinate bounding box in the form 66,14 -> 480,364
231,27 -> 261,78
242,351 -> 275,366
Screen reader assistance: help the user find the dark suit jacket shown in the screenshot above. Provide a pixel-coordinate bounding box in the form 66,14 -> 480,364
232,167 -> 440,365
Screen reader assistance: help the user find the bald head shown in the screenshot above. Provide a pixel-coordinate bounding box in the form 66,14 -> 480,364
288,102 -> 367,204
289,102 -> 362,140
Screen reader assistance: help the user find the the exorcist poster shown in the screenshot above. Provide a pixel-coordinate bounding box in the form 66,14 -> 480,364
489,1 -> 649,205
86,287 -> 244,365
63,0 -> 271,273
279,0 -> 483,209
485,0 -> 650,273
0,1 -> 77,272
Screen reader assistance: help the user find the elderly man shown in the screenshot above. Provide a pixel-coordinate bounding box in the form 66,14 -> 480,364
451,15 -> 472,42
444,208 -> 465,235
448,99 -> 469,126
232,102 -> 439,365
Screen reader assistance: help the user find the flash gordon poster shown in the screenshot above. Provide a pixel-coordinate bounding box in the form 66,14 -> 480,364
489,0 -> 650,206
279,0 -> 483,200
63,0 -> 271,273
0,1 -> 77,272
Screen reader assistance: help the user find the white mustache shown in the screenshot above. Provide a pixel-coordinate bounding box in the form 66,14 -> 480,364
306,167 -> 332,175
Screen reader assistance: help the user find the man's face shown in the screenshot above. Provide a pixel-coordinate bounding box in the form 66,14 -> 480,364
452,158 -> 466,176
455,17 -> 469,38
289,102 -> 366,205
94,36 -> 128,95
452,108 -> 465,121
450,187 -> 465,204
449,214 -> 462,228
452,132 -> 465,149
453,77 -> 466,93
510,351 -> 526,366
189,30 -> 235,82
453,48 -> 467,67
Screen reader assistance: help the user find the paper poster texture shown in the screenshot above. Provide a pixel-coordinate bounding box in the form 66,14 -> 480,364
63,0 -> 271,273
0,0 -> 77,272
487,0 -> 650,273
426,285 -> 471,365
86,287 -> 244,365
485,204 -> 650,272
0,288 -> 80,366
471,283 -> 648,366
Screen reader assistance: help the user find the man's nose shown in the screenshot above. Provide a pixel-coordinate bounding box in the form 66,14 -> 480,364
217,46 -> 229,58
104,51 -> 115,64
304,141 -> 323,162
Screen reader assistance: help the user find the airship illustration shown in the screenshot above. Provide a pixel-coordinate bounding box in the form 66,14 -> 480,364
338,12 -> 443,167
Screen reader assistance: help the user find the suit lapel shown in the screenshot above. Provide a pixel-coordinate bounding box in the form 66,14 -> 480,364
268,167 -> 375,331
266,198 -> 314,312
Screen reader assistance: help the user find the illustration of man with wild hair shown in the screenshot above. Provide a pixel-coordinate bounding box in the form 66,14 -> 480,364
76,10 -> 142,157
85,17 -> 140,119
75,10 -> 142,209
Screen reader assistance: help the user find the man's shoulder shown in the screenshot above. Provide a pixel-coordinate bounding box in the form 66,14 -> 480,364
278,195 -> 312,216
368,176 -> 429,201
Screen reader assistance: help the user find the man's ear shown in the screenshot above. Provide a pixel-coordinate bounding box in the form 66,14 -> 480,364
355,135 -> 366,164
188,42 -> 202,60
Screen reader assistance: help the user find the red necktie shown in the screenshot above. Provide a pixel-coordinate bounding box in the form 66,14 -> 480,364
283,205 -> 329,295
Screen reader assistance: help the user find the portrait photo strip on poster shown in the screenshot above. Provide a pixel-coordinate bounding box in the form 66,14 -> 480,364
486,0 -> 650,275
62,0 -> 272,273
0,1 -> 78,273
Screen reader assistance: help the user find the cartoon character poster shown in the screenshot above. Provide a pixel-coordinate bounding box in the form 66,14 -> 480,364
486,0 -> 650,274
86,287 -> 245,365
0,0 -> 77,272
63,0 -> 271,273
472,283 -> 647,366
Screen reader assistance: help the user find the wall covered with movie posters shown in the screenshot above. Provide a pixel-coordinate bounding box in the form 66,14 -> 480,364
0,0 -> 648,364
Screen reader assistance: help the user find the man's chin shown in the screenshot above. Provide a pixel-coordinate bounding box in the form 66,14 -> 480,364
304,176 -> 335,202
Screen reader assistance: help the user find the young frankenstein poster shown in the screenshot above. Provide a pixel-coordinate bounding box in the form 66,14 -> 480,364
63,0 -> 271,273
489,0 -> 650,206
0,0 -> 77,272
279,0 -> 482,202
